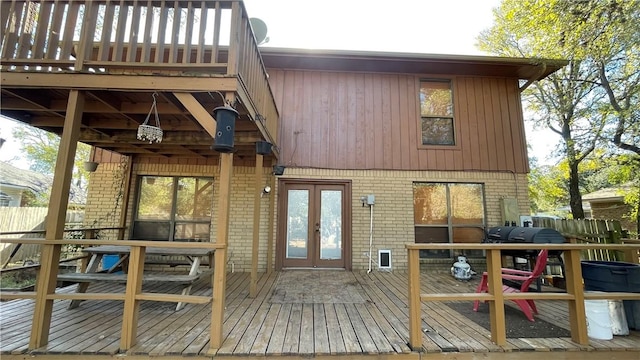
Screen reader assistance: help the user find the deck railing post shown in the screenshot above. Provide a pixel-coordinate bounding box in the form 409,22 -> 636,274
120,245 -> 146,350
486,248 -> 506,345
407,247 -> 422,351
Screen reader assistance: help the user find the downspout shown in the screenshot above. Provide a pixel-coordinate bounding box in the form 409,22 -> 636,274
367,203 -> 374,273
519,63 -> 547,92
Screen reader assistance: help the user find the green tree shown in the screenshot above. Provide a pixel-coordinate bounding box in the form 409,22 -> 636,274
549,0 -> 640,156
11,122 -> 92,191
528,162 -> 568,216
478,0 -> 639,220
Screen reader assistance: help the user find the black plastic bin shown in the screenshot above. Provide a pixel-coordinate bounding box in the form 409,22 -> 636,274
581,260 -> 640,330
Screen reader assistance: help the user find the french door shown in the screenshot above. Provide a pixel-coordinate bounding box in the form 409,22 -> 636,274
278,180 -> 351,269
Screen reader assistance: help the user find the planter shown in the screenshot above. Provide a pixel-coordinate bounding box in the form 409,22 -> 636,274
83,161 -> 98,172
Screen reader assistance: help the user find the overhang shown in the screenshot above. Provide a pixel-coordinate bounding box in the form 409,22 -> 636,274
260,47 -> 567,81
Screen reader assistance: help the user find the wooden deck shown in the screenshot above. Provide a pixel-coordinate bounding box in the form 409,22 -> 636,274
1,271 -> 639,359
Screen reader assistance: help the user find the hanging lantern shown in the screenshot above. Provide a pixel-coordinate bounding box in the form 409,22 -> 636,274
137,92 -> 163,144
211,105 -> 238,153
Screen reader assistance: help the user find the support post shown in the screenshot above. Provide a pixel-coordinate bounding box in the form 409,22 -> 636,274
266,166 -> 276,274
29,90 -> 84,349
210,152 -> 233,351
249,154 -> 263,297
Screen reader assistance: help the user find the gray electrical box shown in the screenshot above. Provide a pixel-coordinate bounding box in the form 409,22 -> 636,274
366,194 -> 375,205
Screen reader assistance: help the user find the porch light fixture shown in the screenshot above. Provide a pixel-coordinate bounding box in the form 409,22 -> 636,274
272,165 -> 285,176
137,92 -> 163,144
262,185 -> 271,195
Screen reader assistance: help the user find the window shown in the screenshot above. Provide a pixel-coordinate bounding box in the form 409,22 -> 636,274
413,182 -> 485,258
419,80 -> 455,146
132,176 -> 214,241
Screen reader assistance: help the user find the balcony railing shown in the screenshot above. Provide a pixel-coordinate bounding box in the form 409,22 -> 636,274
0,0 -> 278,142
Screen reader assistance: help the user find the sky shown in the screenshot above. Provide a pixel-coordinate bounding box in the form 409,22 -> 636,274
0,0 -> 559,168
242,0 -> 500,55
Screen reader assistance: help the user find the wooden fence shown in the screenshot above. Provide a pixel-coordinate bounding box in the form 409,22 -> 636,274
532,217 -> 636,262
0,207 -> 84,265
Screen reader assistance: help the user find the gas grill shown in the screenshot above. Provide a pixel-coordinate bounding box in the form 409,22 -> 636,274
485,226 -> 565,257
484,226 -> 567,290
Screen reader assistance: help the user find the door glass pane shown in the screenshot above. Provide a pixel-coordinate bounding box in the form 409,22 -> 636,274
320,190 -> 342,260
286,190 -> 309,259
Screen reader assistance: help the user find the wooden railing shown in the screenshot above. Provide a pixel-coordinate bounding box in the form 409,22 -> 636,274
0,237 -> 227,351
0,0 -> 278,143
406,243 -> 640,351
1,227 -> 125,268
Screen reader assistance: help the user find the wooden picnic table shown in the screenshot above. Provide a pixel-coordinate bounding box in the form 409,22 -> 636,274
58,245 -> 214,311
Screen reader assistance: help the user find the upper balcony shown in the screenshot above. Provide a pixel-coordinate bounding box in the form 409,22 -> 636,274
1,0 -> 279,163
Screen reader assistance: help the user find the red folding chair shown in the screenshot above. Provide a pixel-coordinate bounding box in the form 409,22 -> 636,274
473,249 -> 549,321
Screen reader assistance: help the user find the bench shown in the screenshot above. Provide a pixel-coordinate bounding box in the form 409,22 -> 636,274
58,270 -> 212,285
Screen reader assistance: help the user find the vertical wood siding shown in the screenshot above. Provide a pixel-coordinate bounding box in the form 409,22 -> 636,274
268,69 -> 529,173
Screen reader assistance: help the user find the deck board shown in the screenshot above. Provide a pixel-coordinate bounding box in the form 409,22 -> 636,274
1,270 -> 639,359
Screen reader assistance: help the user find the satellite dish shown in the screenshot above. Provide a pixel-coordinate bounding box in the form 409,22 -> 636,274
249,17 -> 269,45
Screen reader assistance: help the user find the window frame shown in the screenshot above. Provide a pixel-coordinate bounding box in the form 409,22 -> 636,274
131,175 -> 214,242
417,79 -> 461,150
413,182 -> 487,258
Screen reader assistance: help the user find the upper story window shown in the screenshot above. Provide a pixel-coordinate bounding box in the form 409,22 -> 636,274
419,80 -> 455,146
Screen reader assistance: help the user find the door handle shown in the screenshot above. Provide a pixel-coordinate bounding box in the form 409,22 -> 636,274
315,223 -> 320,232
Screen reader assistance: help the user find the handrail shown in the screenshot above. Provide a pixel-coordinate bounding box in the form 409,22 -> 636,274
406,243 -> 640,351
0,227 -> 124,236
0,238 -> 225,250
0,227 -> 127,269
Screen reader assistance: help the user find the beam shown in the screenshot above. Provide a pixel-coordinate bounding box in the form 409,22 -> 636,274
77,129 -> 261,144
1,72 -> 239,92
173,92 -> 217,138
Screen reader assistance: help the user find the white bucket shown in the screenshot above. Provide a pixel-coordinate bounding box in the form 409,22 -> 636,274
608,300 -> 629,336
585,299 -> 613,340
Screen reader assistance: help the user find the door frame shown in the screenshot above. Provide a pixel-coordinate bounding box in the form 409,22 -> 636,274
276,178 -> 352,270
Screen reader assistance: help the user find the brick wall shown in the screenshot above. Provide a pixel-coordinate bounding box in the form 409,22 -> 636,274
281,168 -> 529,271
85,163 -> 529,272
